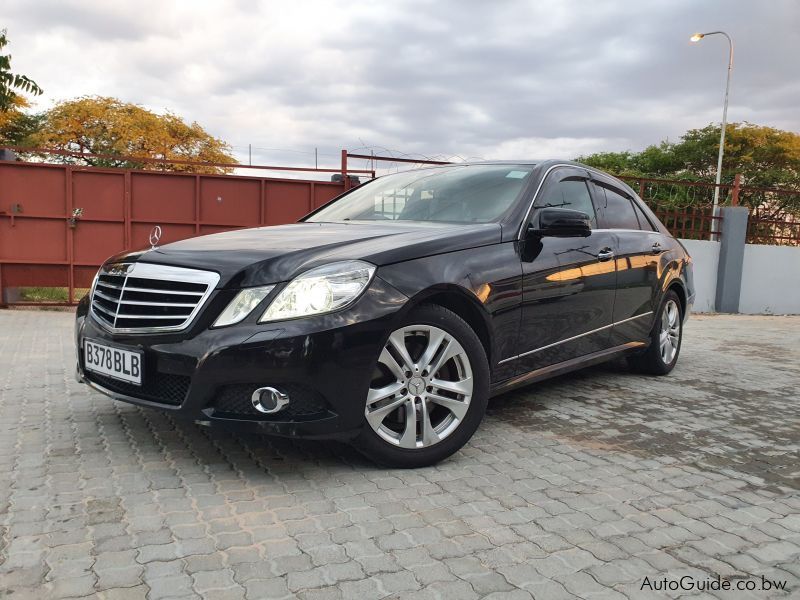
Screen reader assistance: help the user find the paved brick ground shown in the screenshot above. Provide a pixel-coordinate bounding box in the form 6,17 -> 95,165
0,310 -> 798,599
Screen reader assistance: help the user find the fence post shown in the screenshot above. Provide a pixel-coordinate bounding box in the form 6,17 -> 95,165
341,149 -> 350,191
731,173 -> 741,207
715,206 -> 749,313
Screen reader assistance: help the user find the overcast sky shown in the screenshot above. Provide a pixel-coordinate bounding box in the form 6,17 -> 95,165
5,0 -> 799,172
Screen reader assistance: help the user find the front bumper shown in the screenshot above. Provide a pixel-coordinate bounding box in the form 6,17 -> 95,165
75,277 -> 408,439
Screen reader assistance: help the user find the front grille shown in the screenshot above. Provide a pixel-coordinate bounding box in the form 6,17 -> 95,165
213,384 -> 329,420
91,263 -> 219,333
85,370 -> 190,406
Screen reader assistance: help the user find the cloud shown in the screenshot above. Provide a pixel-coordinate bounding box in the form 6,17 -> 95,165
4,0 -> 799,172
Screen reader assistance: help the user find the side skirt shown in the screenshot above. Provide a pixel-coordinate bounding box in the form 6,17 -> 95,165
489,341 -> 646,397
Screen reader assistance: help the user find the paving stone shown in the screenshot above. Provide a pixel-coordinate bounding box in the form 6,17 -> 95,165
191,568 -> 238,594
146,573 -> 194,599
243,577 -> 291,600
1,311 -> 798,600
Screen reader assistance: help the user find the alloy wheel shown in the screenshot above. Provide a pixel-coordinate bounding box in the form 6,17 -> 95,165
659,299 -> 680,364
365,325 -> 473,449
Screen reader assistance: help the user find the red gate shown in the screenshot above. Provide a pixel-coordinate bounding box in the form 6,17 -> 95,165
0,159 -> 368,305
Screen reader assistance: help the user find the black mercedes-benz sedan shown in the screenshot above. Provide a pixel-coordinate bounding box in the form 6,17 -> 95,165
75,160 -> 694,467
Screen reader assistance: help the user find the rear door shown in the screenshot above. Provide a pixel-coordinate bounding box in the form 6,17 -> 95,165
590,175 -> 661,345
515,167 -> 617,374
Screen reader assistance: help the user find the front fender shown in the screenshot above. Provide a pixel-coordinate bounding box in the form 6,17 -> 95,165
377,242 -> 523,380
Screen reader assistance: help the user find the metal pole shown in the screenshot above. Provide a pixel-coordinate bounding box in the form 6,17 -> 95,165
693,31 -> 734,241
341,149 -> 350,191
248,144 -> 252,166
713,33 -> 733,240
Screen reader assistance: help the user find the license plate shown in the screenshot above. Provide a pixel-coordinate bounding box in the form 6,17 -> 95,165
83,339 -> 143,385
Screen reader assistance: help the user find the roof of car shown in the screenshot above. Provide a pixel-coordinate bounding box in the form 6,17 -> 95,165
432,159 -> 592,169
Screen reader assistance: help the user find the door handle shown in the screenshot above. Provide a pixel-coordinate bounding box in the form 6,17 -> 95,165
651,242 -> 662,254
597,248 -> 614,262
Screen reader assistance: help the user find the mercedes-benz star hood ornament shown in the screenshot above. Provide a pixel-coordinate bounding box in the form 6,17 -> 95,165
149,225 -> 162,250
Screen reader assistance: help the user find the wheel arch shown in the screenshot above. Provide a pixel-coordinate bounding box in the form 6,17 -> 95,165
658,256 -> 687,309
667,279 -> 687,317
398,285 -> 494,367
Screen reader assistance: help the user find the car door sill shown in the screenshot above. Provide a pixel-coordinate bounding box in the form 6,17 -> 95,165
490,341 -> 646,397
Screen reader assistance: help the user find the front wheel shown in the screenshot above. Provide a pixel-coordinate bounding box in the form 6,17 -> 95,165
628,290 -> 683,375
355,304 -> 489,468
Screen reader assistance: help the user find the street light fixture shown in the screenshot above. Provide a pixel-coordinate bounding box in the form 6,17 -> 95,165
690,31 -> 734,241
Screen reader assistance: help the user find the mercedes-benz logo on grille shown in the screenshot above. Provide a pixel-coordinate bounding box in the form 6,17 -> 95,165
105,263 -> 132,277
149,225 -> 162,250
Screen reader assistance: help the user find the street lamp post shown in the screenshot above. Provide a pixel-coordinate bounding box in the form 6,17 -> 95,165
690,31 -> 734,241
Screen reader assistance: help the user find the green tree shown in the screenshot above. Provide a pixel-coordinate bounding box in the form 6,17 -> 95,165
28,96 -> 236,174
579,123 -> 800,189
578,123 -> 800,214
0,29 -> 43,112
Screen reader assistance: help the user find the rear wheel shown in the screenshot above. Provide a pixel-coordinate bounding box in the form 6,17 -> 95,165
355,304 -> 489,468
628,290 -> 683,375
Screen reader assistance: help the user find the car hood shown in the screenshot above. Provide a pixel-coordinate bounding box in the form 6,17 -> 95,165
107,221 -> 502,288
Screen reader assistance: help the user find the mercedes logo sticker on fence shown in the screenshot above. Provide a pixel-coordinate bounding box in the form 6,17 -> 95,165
149,225 -> 162,250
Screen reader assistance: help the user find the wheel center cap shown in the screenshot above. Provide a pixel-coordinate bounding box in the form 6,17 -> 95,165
408,376 -> 425,396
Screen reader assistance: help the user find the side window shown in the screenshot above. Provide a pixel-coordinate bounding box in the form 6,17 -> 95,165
594,184 -> 640,230
534,173 -> 597,228
631,199 -> 657,231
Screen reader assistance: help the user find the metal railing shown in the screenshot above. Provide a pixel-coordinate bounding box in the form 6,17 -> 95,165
3,147 -> 799,307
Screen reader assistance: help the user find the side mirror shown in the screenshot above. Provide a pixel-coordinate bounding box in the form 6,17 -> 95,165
528,208 -> 592,238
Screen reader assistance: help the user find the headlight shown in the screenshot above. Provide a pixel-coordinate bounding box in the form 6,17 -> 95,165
213,285 -> 275,327
260,260 -> 376,322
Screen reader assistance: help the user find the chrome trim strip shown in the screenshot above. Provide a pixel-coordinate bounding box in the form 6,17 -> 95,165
119,299 -> 198,307
116,314 -> 192,320
492,341 -> 647,396
92,302 -> 116,318
614,311 -> 654,326
89,262 -> 220,335
497,311 -> 654,365
517,163 -> 570,239
93,289 -> 120,303
123,286 -> 204,296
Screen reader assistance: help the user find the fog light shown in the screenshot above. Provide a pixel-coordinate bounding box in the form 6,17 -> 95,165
251,387 -> 290,414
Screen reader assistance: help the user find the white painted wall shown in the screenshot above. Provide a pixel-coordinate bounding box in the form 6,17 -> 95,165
678,239 -> 719,313
739,244 -> 800,314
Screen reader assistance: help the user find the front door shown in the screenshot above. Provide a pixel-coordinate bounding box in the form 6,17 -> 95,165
515,167 -> 617,374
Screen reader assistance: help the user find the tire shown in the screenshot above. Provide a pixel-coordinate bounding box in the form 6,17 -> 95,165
627,290 -> 683,375
355,304 -> 490,468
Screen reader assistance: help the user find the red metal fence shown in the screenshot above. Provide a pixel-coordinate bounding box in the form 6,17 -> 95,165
0,160 -> 360,305
2,149 -> 799,306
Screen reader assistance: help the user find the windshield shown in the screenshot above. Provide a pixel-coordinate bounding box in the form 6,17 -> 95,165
306,164 -> 533,224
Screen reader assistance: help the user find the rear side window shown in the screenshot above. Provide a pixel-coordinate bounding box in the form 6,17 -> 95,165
631,199 -> 657,231
594,184 -> 640,230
